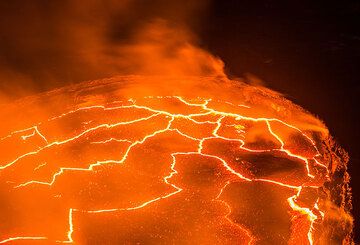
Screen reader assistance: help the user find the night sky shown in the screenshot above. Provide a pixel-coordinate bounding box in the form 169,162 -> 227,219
0,0 -> 359,242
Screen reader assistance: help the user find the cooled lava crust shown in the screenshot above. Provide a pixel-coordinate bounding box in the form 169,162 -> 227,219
0,76 -> 353,244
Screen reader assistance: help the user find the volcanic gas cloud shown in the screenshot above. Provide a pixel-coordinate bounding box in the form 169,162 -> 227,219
0,74 -> 353,244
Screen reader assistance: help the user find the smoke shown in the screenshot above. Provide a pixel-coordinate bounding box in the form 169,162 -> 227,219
0,0 -> 221,103
109,19 -> 224,77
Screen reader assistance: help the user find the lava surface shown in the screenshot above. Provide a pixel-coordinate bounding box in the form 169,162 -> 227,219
0,76 -> 353,244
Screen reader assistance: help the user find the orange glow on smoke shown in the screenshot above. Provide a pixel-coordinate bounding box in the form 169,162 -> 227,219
0,76 -> 353,244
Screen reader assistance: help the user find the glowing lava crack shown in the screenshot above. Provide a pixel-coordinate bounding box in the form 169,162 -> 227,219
0,76 -> 353,244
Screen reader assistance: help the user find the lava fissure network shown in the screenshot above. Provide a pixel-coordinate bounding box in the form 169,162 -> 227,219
0,77 -> 353,244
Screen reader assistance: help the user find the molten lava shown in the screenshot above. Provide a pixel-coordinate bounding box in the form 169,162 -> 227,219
0,76 -> 353,244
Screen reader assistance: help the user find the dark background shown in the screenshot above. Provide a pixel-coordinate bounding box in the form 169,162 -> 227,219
0,0 -> 359,242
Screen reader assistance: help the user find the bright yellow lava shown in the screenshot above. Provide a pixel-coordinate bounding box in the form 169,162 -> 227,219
0,75 -> 352,245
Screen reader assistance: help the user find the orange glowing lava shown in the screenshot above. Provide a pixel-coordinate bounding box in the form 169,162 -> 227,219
0,76 -> 353,244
